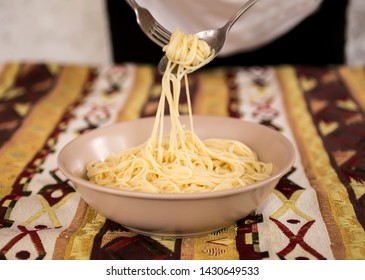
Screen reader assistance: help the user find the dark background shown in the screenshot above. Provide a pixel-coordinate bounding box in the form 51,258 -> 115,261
106,0 -> 349,67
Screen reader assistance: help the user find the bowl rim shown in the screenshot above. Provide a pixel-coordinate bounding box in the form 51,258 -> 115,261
57,116 -> 296,200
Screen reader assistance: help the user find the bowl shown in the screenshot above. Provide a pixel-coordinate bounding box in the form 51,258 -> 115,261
57,115 -> 295,237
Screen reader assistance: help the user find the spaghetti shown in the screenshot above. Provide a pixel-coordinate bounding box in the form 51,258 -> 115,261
86,28 -> 273,193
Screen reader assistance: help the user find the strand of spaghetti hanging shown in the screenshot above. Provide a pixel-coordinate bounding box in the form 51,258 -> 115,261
156,28 -> 215,154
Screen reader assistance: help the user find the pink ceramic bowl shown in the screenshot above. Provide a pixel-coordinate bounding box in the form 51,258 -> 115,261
57,116 -> 295,237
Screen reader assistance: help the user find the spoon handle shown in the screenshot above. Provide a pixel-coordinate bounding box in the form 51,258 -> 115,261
224,0 -> 259,32
126,0 -> 138,8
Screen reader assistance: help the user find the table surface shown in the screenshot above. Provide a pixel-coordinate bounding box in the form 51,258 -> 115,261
0,62 -> 364,260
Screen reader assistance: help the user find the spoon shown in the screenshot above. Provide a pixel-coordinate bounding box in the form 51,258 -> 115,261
158,0 -> 259,75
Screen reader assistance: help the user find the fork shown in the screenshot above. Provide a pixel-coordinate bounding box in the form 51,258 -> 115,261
126,0 -> 171,47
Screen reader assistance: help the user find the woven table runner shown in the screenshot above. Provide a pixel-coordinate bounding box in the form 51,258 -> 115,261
0,63 -> 364,260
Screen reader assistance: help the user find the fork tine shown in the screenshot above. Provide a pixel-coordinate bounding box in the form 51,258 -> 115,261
150,20 -> 171,46
151,27 -> 170,45
150,33 -> 170,47
154,23 -> 171,38
127,0 -> 171,47
146,22 -> 170,47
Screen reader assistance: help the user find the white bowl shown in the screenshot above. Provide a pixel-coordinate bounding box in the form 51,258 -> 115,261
57,116 -> 295,237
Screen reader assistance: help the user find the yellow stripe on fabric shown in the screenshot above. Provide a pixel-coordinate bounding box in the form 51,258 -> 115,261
52,198 -> 87,259
63,204 -> 106,260
339,67 -> 365,110
193,69 -> 229,116
276,66 -> 365,260
0,65 -> 90,197
116,65 -> 154,121
0,63 -> 20,99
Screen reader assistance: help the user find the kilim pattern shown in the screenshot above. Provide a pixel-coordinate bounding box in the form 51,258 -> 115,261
1,62 -> 364,259
277,66 -> 365,259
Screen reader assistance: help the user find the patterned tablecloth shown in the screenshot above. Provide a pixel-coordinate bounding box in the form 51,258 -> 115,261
0,62 -> 364,260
